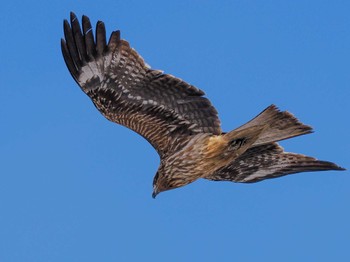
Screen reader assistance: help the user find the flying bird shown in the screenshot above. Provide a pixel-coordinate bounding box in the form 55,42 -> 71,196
61,13 -> 345,198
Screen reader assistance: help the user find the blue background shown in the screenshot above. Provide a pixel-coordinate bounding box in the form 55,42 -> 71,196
1,1 -> 349,261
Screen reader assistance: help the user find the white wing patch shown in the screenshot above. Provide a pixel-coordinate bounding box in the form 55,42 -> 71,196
240,168 -> 280,182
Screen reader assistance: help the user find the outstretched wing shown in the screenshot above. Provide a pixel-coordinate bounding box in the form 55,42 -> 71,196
61,12 -> 221,156
206,143 -> 345,183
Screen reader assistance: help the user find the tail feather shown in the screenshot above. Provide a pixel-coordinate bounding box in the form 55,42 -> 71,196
234,105 -> 313,146
206,125 -> 267,167
206,143 -> 345,183
223,125 -> 267,154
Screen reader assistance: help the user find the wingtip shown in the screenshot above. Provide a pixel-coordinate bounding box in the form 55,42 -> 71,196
70,11 -> 77,21
320,161 -> 346,172
107,30 -> 121,49
82,14 -> 91,24
336,166 -> 346,171
97,20 -> 106,32
63,19 -> 69,28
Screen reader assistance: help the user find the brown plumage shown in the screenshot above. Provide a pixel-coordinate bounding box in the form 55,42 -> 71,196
61,13 -> 345,198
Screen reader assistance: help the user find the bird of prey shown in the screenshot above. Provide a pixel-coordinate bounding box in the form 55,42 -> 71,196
61,13 -> 345,198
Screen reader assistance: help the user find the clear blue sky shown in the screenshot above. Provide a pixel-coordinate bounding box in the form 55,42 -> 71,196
1,1 -> 349,261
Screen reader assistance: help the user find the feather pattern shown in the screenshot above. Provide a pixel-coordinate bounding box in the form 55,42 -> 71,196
206,143 -> 345,183
61,12 -> 221,156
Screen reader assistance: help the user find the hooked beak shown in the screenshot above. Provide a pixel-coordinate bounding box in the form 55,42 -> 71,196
152,187 -> 159,199
152,191 -> 158,199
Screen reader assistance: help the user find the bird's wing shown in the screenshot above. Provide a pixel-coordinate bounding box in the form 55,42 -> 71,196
206,143 -> 345,183
61,13 -> 221,156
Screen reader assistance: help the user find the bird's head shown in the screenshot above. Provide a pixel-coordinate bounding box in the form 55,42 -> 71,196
152,170 -> 177,199
152,164 -> 194,198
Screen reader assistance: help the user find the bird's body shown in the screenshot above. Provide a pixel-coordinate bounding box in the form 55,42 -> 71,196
61,13 -> 344,198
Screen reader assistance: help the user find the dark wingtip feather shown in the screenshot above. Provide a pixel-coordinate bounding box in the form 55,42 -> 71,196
70,12 -> 86,63
310,160 -> 346,172
82,15 -> 95,59
63,19 -> 82,66
328,163 -> 346,171
70,11 -> 77,21
61,38 -> 78,80
108,30 -> 121,49
62,13 -> 113,81
96,21 -> 107,55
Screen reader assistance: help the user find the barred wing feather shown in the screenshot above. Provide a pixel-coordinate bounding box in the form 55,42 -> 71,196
61,12 -> 221,156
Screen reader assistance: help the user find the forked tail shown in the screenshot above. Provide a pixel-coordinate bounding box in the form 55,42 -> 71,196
233,105 -> 313,146
204,105 -> 316,174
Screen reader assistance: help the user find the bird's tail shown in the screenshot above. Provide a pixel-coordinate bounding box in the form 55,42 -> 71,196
233,105 -> 313,146
204,105 -> 345,182
204,125 -> 267,172
205,105 -> 313,170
